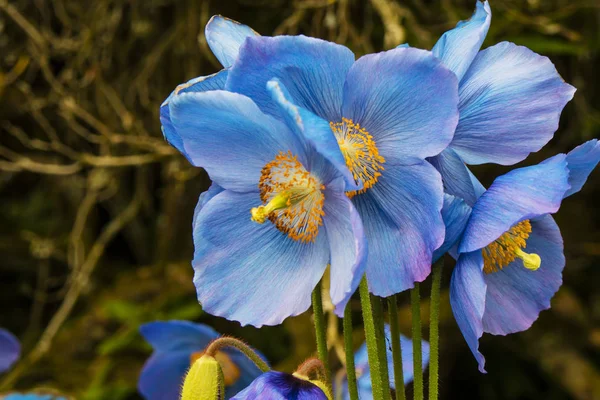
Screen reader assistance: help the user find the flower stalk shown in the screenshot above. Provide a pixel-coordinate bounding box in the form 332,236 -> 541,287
205,337 -> 270,373
312,280 -> 331,385
343,303 -> 359,400
411,283 -> 423,400
388,295 -> 406,400
428,258 -> 443,400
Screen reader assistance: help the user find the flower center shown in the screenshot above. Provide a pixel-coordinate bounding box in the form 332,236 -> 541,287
190,350 -> 240,386
330,118 -> 385,198
250,151 -> 325,243
482,219 -> 541,274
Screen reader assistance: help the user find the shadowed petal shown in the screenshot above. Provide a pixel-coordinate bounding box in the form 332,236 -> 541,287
231,371 -> 328,400
0,328 -> 20,373
433,194 -> 472,262
205,16 -> 258,68
139,321 -> 218,353
138,351 -> 192,400
428,148 -> 480,206
564,139 -> 600,198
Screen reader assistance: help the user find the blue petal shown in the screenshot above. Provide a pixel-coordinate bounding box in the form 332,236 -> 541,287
428,148 -> 480,206
205,16 -> 259,68
460,154 -> 570,253
482,215 -> 564,335
224,349 -> 269,397
161,70 -> 228,160
0,328 -> 20,373
226,35 -> 354,121
450,251 -> 487,373
322,179 -> 367,316
193,190 -> 329,327
139,320 -> 218,353
231,371 -> 328,400
138,351 -> 191,400
433,194 -> 472,262
564,139 -> 600,198
353,162 -> 445,297
432,1 -> 491,82
169,90 -> 305,192
194,183 -> 225,224
452,42 -> 576,165
267,79 -> 359,191
342,47 -> 459,165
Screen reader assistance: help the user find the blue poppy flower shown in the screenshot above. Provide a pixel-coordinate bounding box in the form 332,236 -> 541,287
0,328 -> 20,374
449,140 -> 600,372
337,325 -> 430,400
223,31 -> 459,303
1,394 -> 67,400
138,320 -> 266,399
428,1 -> 576,206
231,371 -> 329,400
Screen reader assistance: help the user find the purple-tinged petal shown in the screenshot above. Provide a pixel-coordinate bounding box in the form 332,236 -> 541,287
432,1 -> 491,82
564,139 -> 600,198
451,42 -> 576,165
224,348 -> 269,397
231,371 -> 328,400
0,328 -> 20,373
205,16 -> 258,68
450,251 -> 487,373
433,194 -> 472,262
342,47 -> 459,165
460,154 -> 570,253
139,320 -> 218,353
482,215 -> 564,335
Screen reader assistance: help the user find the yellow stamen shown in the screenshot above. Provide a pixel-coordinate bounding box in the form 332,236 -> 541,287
251,151 -> 325,243
482,220 -> 542,274
329,118 -> 385,198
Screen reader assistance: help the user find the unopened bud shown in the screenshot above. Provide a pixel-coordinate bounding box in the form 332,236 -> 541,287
180,355 -> 225,400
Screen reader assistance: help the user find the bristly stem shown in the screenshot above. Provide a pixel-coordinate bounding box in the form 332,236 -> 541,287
312,280 -> 331,385
205,337 -> 270,373
388,295 -> 406,400
343,303 -> 359,400
359,276 -> 389,400
428,258 -> 444,400
411,283 -> 423,400
372,294 -> 391,400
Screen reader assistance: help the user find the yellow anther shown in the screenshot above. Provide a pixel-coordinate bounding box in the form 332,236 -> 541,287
514,248 -> 541,271
482,220 -> 542,274
250,192 -> 291,224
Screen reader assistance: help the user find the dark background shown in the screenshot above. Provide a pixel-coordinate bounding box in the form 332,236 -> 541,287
0,0 -> 598,399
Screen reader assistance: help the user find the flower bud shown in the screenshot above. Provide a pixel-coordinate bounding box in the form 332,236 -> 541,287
180,354 -> 225,400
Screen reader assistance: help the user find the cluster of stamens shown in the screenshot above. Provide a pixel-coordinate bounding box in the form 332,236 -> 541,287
329,118 -> 385,198
482,220 -> 541,274
251,151 -> 325,243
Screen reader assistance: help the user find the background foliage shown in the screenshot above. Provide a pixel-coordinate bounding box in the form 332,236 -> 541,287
0,0 -> 599,399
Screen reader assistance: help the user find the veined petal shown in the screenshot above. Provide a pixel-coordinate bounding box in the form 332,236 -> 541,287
432,0 -> 491,82
138,351 -> 192,400
428,148 -> 480,206
322,179 -> 367,316
342,47 -> 459,165
231,371 -> 328,400
226,35 -> 355,121
193,191 -> 329,327
160,70 -> 228,160
433,194 -> 472,262
205,16 -> 259,68
564,139 -> 600,198
452,42 -> 576,165
483,215 -> 564,335
139,321 -> 217,353
460,154 -> 570,253
0,328 -> 20,373
353,162 -> 445,296
450,251 -> 487,373
169,90 -> 305,192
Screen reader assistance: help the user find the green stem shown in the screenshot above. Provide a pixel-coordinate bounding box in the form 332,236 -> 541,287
312,280 -> 331,384
372,295 -> 391,400
411,283 -> 423,400
343,303 -> 359,400
205,337 -> 270,373
428,259 -> 443,400
359,276 -> 389,400
388,295 -> 406,400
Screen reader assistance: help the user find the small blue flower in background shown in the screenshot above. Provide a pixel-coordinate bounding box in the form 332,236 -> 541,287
1,394 -> 67,400
449,140 -> 600,373
139,320 -> 266,399
427,0 -> 576,207
0,328 -> 20,374
338,325 -> 430,400
231,371 -> 329,400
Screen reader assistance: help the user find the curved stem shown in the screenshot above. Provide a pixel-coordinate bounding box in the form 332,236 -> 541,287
411,283 -> 423,400
388,295 -> 406,400
312,280 -> 331,384
343,303 -> 359,400
428,259 -> 443,400
205,337 -> 270,373
296,358 -> 327,381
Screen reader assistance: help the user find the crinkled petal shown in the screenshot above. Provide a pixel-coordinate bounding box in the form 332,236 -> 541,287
428,148 -> 480,206
160,70 -> 228,160
452,42 -> 576,165
322,179 -> 367,316
205,16 -> 259,68
450,251 -> 487,373
483,215 -> 564,335
169,90 -> 305,192
231,371 -> 328,400
432,1 -> 491,82
138,351 -> 191,400
226,35 -> 354,121
139,320 -> 217,353
0,328 -> 20,373
193,190 -> 329,327
342,47 -> 459,165
564,139 -> 600,198
433,194 -> 472,262
353,162 -> 445,296
460,154 -> 570,253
